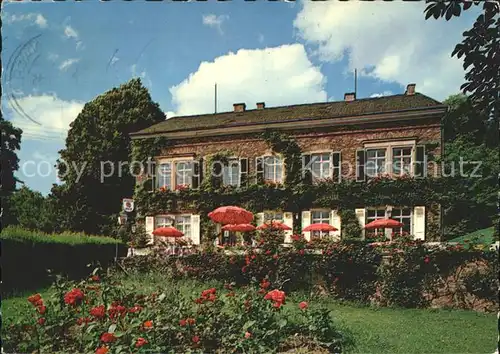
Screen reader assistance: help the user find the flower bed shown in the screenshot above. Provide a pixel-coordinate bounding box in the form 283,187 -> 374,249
3,271 -> 352,353
121,234 -> 498,312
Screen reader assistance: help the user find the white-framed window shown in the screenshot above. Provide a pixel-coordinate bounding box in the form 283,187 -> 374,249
175,161 -> 192,187
310,153 -> 332,182
263,156 -> 283,183
264,211 -> 284,223
391,208 -> 412,234
311,210 -> 330,238
155,215 -> 192,239
392,147 -> 412,176
223,159 -> 240,187
157,163 -> 172,189
366,208 -> 386,236
366,149 -> 386,177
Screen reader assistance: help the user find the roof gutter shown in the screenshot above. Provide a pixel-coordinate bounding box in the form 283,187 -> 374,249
130,105 -> 447,140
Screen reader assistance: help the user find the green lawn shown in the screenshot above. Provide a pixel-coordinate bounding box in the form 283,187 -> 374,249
448,227 -> 496,245
3,274 -> 497,353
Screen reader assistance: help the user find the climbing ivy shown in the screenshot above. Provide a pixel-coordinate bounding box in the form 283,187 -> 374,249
131,132 -> 470,242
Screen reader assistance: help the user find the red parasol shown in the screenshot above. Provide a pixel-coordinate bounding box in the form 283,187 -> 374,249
208,206 -> 254,225
364,218 -> 403,229
303,223 -> 338,232
222,224 -> 256,232
152,227 -> 184,238
257,221 -> 292,231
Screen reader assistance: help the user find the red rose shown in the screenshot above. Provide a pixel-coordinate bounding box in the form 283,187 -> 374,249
244,331 -> 252,339
299,301 -> 308,310
100,332 -> 116,343
37,317 -> 46,325
64,288 -> 84,306
143,320 -> 153,329
90,305 -> 106,319
179,319 -> 187,327
128,305 -> 143,314
37,305 -> 47,315
192,335 -> 200,344
95,347 -> 109,354
208,294 -> 216,302
28,294 -> 42,304
135,337 -> 148,348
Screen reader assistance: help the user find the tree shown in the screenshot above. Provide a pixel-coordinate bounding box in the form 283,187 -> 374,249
54,78 -> 165,235
8,186 -> 56,232
1,116 -> 23,226
441,94 -> 499,238
424,1 -> 499,117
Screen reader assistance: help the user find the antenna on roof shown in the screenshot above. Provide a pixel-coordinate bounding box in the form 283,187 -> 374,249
354,69 -> 357,98
214,83 -> 217,114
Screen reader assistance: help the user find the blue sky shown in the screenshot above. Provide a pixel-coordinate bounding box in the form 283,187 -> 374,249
2,1 -> 479,195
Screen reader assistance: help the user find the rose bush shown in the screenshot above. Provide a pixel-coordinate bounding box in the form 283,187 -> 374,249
4,270 -> 351,353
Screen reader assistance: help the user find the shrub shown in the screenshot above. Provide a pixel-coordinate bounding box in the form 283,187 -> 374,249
3,270 -> 352,353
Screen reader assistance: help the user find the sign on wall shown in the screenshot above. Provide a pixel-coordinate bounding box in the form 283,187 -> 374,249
123,198 -> 134,212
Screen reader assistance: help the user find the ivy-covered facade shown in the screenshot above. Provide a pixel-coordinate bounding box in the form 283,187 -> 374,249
130,86 -> 448,245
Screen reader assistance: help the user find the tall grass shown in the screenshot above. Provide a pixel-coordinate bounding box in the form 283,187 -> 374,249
0,225 -> 121,245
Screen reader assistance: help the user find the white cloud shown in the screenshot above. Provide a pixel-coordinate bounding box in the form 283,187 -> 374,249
294,1 -> 476,100
4,94 -> 84,142
5,13 -> 48,28
64,25 -> 78,39
202,14 -> 229,34
48,53 -> 59,61
370,91 -> 393,98
110,56 -> 120,66
59,58 -> 80,71
168,44 -> 327,117
76,41 -> 85,51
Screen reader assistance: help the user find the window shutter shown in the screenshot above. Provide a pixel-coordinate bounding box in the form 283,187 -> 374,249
332,152 -> 341,183
302,154 -> 312,184
145,216 -> 155,245
301,211 -> 311,241
144,161 -> 156,192
283,212 -> 294,243
256,157 -> 264,183
415,145 -> 426,178
330,209 -> 341,240
240,158 -> 248,187
413,206 -> 425,240
192,159 -> 202,189
356,150 -> 366,182
212,159 -> 223,188
355,208 -> 366,239
191,214 -> 201,245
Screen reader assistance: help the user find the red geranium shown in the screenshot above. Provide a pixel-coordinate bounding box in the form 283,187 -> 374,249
299,301 -> 308,310
37,317 -> 46,325
192,335 -> 200,343
108,305 -> 127,320
264,289 -> 286,308
179,319 -> 187,327
187,318 -> 196,325
90,305 -> 106,319
244,331 -> 252,339
64,288 -> 84,306
424,256 -> 430,264
135,337 -> 148,348
260,279 -> 271,289
100,332 -> 116,343
76,317 -> 92,326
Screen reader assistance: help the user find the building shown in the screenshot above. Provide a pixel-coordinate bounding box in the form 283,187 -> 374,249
130,84 -> 447,245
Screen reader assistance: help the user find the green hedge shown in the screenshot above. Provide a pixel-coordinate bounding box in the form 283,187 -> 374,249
1,227 -> 126,294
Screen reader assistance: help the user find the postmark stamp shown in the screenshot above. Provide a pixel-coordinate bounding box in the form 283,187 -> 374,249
5,33 -> 44,126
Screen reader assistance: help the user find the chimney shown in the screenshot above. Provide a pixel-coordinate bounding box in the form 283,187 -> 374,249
344,92 -> 356,102
405,83 -> 416,95
233,103 -> 246,112
256,102 -> 265,109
